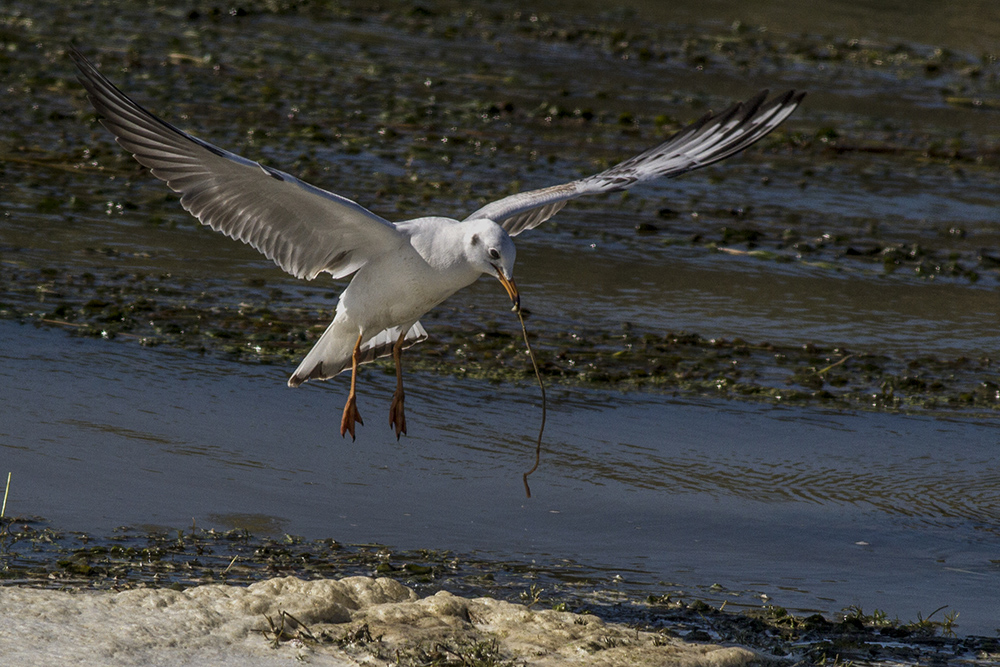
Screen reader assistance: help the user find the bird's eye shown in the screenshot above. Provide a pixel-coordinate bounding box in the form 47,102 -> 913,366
488,248 -> 500,260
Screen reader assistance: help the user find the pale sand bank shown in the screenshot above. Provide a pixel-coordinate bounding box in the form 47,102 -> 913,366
0,576 -> 759,666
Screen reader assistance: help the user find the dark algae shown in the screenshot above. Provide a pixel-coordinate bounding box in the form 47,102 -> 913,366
3,0 -> 998,419
1,261 -> 997,415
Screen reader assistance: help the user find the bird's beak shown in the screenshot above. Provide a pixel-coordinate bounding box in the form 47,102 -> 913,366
495,269 -> 520,312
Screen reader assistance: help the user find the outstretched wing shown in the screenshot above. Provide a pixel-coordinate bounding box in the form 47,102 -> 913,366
464,89 -> 805,236
70,48 -> 404,280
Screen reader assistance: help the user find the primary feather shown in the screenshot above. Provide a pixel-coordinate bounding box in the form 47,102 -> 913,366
70,48 -> 404,281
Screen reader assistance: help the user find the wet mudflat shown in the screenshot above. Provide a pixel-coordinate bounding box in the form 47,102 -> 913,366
2,0 -> 1000,662
3,321 -> 1000,664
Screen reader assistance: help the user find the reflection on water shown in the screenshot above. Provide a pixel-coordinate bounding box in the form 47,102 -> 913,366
2,321 -> 998,634
60,419 -> 179,445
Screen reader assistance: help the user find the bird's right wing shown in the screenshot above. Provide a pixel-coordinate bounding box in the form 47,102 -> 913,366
71,47 -> 404,280
465,89 -> 805,236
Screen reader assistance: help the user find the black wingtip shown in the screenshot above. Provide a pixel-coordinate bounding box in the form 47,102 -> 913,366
68,46 -> 92,84
736,89 -> 803,124
68,45 -> 100,81
738,89 -> 770,119
773,89 -> 806,110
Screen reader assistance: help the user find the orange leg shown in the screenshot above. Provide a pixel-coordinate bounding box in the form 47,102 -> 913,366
388,329 -> 408,439
340,333 -> 364,440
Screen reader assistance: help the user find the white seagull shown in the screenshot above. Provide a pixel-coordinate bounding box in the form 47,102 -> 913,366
70,47 -> 804,440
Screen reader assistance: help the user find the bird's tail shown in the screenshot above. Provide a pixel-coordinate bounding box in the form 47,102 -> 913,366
287,320 -> 428,387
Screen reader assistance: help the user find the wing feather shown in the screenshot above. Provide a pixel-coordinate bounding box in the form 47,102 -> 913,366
70,48 -> 404,280
465,90 -> 805,235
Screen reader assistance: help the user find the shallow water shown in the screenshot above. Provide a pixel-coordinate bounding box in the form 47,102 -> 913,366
3,0 -> 1000,642
3,321 -> 999,635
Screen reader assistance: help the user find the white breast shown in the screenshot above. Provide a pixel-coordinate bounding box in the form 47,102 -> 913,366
336,217 -> 481,335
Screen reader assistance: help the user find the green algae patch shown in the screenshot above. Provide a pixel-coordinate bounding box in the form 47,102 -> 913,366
2,260 -> 999,417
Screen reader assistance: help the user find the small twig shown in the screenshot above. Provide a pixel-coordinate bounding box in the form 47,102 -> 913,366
924,604 -> 949,622
222,554 -> 239,574
816,354 -> 852,375
280,611 -> 317,642
1,472 -> 10,519
262,610 -> 317,646
38,318 -> 88,328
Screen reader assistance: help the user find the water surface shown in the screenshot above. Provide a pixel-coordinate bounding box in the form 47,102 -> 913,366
3,321 -> 999,635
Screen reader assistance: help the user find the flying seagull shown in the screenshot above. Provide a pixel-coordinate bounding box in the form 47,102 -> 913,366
69,47 -> 804,440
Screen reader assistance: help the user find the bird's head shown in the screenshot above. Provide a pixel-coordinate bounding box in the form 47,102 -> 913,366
464,219 -> 519,311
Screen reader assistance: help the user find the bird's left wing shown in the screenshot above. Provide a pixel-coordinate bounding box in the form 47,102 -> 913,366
70,47 -> 404,280
464,89 -> 804,236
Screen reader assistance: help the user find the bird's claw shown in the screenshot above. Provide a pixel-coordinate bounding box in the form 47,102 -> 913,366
340,396 -> 363,440
389,392 -> 406,440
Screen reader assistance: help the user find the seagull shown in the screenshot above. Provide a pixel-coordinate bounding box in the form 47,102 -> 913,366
69,47 -> 804,440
